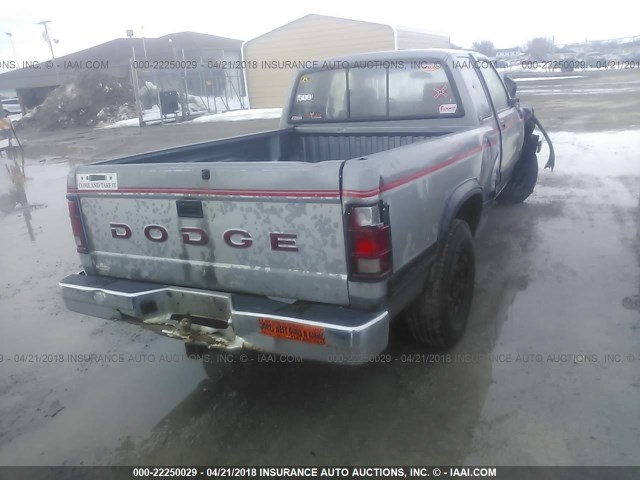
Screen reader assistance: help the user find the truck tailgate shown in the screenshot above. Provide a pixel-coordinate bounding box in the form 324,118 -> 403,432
69,161 -> 350,306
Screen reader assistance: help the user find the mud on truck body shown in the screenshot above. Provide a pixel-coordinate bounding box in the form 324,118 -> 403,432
59,50 -> 554,371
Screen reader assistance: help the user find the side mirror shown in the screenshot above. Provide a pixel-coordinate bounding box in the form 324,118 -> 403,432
503,76 -> 517,98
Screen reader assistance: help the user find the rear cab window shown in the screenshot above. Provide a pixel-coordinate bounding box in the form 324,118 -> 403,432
290,60 -> 463,122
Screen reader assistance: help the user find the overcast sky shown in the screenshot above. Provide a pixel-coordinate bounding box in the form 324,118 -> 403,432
0,0 -> 638,64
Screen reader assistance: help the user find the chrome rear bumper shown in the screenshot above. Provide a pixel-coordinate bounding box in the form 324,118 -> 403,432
59,273 -> 389,364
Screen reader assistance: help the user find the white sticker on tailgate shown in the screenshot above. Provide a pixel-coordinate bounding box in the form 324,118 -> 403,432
77,173 -> 118,190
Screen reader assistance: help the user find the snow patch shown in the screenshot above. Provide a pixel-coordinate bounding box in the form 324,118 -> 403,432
101,107 -> 281,128
512,76 -> 585,82
189,108 -> 282,123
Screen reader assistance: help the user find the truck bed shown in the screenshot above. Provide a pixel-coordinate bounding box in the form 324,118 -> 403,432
68,126 -> 460,309
98,128 -> 447,165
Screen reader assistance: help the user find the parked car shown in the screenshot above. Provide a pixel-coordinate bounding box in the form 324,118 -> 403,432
59,50 -> 554,373
1,98 -> 22,116
559,57 -> 579,72
585,56 -> 606,68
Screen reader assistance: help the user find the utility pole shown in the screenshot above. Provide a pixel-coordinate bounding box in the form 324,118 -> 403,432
127,29 -> 144,126
169,39 -> 187,120
126,29 -> 136,61
141,25 -> 162,124
36,21 -> 59,84
181,48 -> 190,119
141,25 -> 148,60
5,33 -> 19,65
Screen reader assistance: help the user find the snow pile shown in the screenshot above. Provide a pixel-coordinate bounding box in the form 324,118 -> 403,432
26,71 -> 134,129
512,75 -> 585,82
96,103 -> 137,124
189,108 -> 282,123
101,117 -> 141,129
185,94 -> 207,113
102,107 -> 282,128
198,95 -> 249,112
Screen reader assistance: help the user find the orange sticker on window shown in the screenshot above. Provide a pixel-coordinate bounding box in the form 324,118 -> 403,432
258,318 -> 326,345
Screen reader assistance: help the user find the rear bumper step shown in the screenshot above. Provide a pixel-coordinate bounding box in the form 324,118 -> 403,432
59,273 -> 389,364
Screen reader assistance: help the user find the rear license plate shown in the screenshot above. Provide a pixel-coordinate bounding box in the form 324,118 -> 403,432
258,318 -> 326,345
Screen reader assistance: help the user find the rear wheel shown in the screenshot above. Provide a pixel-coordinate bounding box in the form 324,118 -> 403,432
497,145 -> 538,205
405,219 -> 475,348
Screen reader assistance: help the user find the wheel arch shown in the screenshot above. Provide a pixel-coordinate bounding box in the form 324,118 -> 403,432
439,179 -> 483,245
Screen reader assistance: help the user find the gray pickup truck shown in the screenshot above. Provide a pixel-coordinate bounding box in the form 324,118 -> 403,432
60,49 -> 553,368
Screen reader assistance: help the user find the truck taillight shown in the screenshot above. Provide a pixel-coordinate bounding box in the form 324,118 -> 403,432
67,197 -> 89,254
348,205 -> 392,279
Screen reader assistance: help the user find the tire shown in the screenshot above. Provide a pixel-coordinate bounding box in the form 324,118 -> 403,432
497,145 -> 539,205
202,352 -> 249,382
202,353 -> 224,381
405,219 -> 475,348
